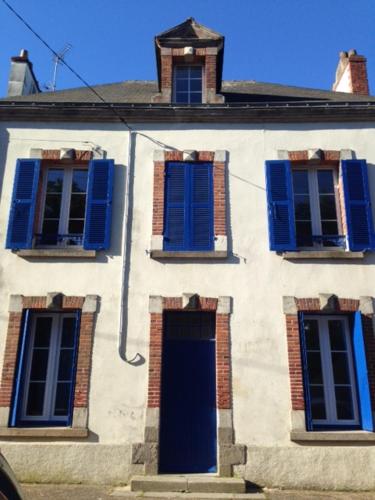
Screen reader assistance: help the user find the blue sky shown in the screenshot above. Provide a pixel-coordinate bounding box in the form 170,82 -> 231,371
1,0 -> 374,96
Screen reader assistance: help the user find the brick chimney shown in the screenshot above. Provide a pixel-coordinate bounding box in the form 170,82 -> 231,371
332,49 -> 369,95
7,49 -> 40,97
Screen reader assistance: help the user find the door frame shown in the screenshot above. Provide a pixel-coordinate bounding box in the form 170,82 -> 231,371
130,294 -> 245,477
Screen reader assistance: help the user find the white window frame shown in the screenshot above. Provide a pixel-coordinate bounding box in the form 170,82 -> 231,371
21,313 -> 76,423
38,165 -> 88,247
304,315 -> 360,427
293,166 -> 343,250
172,64 -> 205,104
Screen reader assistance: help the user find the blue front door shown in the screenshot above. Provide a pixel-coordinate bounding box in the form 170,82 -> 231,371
159,312 -> 217,473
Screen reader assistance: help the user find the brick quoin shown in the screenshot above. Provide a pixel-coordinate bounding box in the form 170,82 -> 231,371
147,297 -> 232,411
152,151 -> 227,239
285,297 -> 375,415
0,296 -> 96,413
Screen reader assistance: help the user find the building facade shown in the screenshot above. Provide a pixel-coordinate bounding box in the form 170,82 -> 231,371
0,18 -> 375,489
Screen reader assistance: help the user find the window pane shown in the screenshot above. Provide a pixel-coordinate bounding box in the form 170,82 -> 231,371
319,195 -> 337,220
175,92 -> 188,103
335,386 -> 354,420
34,317 -> 52,347
68,220 -> 84,234
317,170 -> 334,194
44,194 -> 62,218
72,170 -> 88,193
69,194 -> 86,218
26,382 -> 45,416
304,320 -> 320,350
176,79 -> 188,91
329,320 -> 346,350
189,93 -> 202,103
307,352 -> 323,384
42,220 -> 59,239
190,79 -> 202,92
46,170 -> 63,193
61,318 -> 75,347
190,67 -> 202,78
310,386 -> 326,420
175,67 -> 188,78
54,382 -> 70,416
30,349 -> 49,380
331,353 -> 351,384
57,350 -> 74,380
321,220 -> 339,236
292,170 -> 309,194
295,221 -> 313,247
294,194 -> 311,219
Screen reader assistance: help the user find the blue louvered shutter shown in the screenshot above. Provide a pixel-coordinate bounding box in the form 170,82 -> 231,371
10,309 -> 31,427
265,160 -> 296,251
352,311 -> 374,431
164,163 -> 186,250
83,159 -> 114,250
342,160 -> 375,251
190,163 -> 213,251
6,159 -> 40,249
298,312 -> 313,431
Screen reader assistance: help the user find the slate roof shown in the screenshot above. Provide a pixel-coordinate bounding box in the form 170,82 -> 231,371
2,80 -> 375,104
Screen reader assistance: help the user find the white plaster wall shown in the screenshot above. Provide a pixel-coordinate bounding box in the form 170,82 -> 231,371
1,121 -> 375,487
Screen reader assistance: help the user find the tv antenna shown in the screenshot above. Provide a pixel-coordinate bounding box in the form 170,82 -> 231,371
45,43 -> 72,91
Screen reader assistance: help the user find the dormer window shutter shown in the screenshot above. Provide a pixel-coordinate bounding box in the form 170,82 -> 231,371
6,159 -> 40,250
265,160 -> 296,251
342,159 -> 375,251
83,159 -> 114,250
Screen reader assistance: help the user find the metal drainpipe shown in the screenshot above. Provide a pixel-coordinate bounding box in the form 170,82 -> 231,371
118,129 -> 141,364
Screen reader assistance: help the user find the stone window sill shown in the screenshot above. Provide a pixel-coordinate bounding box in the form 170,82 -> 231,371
291,430 -> 375,442
282,251 -> 364,260
15,249 -> 96,258
0,427 -> 88,438
150,250 -> 227,259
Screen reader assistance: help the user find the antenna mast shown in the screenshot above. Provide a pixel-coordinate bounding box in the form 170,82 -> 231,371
47,43 -> 72,91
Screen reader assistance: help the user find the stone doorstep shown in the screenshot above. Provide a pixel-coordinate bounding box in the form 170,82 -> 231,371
113,486 -> 264,499
130,475 -> 246,494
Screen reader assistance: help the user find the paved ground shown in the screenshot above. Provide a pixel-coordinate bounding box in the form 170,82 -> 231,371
20,484 -> 375,500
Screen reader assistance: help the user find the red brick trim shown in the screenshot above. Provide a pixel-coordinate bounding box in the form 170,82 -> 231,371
152,151 -> 227,238
41,150 -> 93,161
147,296 -> 231,410
288,150 -> 341,163
0,296 -> 96,415
285,297 -> 375,414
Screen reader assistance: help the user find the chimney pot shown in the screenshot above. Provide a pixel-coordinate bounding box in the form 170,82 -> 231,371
19,49 -> 28,59
348,49 -> 357,57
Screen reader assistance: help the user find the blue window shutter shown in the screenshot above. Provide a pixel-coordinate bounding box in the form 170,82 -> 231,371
6,159 -> 40,249
342,159 -> 375,251
10,309 -> 30,427
190,163 -> 213,251
83,159 -> 114,250
298,312 -> 313,431
265,160 -> 296,251
67,311 -> 81,426
164,163 -> 186,250
352,311 -> 374,431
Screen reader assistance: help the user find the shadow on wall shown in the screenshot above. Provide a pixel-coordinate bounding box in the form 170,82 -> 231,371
0,128 -> 10,211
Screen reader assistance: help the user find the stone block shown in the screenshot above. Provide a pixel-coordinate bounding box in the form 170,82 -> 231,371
282,296 -> 297,314
340,149 -> 354,160
218,409 -> 233,428
214,150 -> 228,162
60,148 -> 75,160
359,296 -> 374,315
218,426 -> 234,444
131,443 -> 145,464
46,292 -> 63,309
145,407 -> 160,428
182,293 -> 199,309
183,150 -> 197,161
82,295 -> 99,313
277,150 -> 289,160
0,407 -> 9,427
219,444 -> 246,466
153,150 -> 165,161
319,293 -> 338,311
144,426 -> 158,443
307,148 -> 322,160
150,235 -> 163,252
291,409 -> 306,431
72,407 -> 88,428
215,235 -> 227,253
149,296 -> 163,314
8,294 -> 23,313
217,296 -> 231,314
29,148 -> 43,158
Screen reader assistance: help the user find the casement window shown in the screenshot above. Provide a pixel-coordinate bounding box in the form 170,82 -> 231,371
300,312 -> 373,431
173,65 -> 203,104
265,159 -> 375,252
11,311 -> 80,427
6,159 -> 114,251
164,162 -> 213,251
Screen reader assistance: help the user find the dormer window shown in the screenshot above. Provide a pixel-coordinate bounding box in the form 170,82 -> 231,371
173,65 -> 203,104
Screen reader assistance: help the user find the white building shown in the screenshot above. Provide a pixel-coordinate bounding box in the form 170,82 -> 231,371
0,18 -> 375,491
